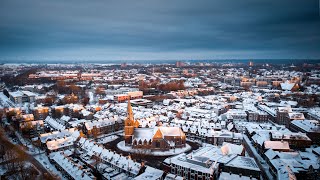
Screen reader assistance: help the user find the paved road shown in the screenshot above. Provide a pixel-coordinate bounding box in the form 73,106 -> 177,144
105,136 -> 201,169
243,134 -> 273,180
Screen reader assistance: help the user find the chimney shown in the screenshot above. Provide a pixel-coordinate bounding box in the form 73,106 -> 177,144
269,132 -> 273,140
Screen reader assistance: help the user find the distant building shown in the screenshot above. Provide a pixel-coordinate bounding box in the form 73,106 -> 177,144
272,81 -> 282,88
114,94 -> 130,103
176,61 -> 186,68
113,91 -> 143,103
130,99 -> 153,108
280,80 -> 299,91
51,104 -> 84,119
121,63 -> 127,68
9,91 -> 36,104
256,81 -> 268,87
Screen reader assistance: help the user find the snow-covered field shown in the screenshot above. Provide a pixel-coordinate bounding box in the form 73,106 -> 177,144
117,141 -> 191,156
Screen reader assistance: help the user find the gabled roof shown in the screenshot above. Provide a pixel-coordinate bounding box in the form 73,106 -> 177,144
153,128 -> 163,139
265,149 -> 279,160
280,81 -> 295,91
159,126 -> 185,137
134,120 -> 140,128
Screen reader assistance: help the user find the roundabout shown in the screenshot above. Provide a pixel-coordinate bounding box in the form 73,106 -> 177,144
116,140 -> 192,156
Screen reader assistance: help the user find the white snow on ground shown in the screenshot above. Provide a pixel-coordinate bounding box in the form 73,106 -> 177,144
14,131 -> 46,155
117,141 -> 191,156
186,138 -> 203,144
96,130 -> 124,138
15,131 -> 33,147
96,135 -> 118,144
0,92 -> 15,107
34,153 -> 67,180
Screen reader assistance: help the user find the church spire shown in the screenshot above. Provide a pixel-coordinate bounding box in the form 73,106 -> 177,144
127,97 -> 134,121
124,97 -> 135,144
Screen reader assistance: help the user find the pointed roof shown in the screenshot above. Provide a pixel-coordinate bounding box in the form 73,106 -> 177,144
153,128 -> 163,139
265,149 -> 279,160
134,120 -> 140,128
127,98 -> 134,121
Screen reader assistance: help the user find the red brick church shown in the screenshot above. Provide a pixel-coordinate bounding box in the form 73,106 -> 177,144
124,99 -> 186,151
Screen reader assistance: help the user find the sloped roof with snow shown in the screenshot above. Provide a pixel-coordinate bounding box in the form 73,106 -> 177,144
220,142 -> 243,155
280,81 -> 295,91
264,141 -> 290,150
45,116 -> 66,130
225,156 -> 260,171
50,152 -> 94,180
159,126 -> 185,137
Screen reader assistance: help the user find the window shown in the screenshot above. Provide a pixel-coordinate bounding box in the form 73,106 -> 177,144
156,141 -> 160,148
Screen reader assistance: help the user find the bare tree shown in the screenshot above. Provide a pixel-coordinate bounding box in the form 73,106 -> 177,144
3,148 -> 18,172
134,148 -> 148,162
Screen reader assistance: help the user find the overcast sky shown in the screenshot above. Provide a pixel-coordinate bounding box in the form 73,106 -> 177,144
0,0 -> 319,61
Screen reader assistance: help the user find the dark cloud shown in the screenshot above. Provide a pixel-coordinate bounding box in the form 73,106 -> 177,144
0,0 -> 319,61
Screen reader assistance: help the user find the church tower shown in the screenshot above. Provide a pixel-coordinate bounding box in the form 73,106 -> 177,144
124,98 -> 135,145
